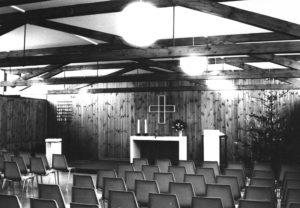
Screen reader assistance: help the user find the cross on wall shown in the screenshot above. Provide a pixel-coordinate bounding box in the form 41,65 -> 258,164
149,95 -> 176,124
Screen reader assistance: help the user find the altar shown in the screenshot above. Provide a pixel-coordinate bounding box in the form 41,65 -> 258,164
130,136 -> 187,164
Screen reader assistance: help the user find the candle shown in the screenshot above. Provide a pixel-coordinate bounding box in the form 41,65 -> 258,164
137,119 -> 140,134
144,119 -> 148,134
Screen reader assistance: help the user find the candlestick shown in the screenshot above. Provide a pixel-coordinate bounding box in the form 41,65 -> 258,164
137,119 -> 140,135
144,119 -> 148,134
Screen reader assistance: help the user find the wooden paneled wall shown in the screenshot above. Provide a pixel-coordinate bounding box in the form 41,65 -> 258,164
0,95 -> 48,153
47,88 -> 300,163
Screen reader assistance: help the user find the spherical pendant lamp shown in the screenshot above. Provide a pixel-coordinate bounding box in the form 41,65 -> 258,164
180,56 -> 208,76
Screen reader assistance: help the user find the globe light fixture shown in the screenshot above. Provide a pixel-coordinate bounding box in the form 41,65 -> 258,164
118,1 -> 160,47
180,56 -> 208,76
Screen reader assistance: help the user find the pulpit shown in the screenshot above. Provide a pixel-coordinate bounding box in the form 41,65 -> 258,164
45,138 -> 62,168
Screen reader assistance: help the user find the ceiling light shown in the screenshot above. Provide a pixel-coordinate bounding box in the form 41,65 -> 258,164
75,35 -> 98,45
10,5 -> 26,13
180,56 -> 208,76
118,2 -> 160,47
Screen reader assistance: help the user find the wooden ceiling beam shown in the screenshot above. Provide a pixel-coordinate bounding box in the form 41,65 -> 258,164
31,20 -> 123,44
1,41 -> 300,67
174,0 -> 300,38
3,68 -> 300,87
0,0 -> 52,7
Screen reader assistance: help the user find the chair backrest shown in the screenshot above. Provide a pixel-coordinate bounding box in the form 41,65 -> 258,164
52,154 -> 68,171
19,152 -> 31,168
71,187 -> 99,205
252,170 -> 275,180
154,172 -> 175,193
149,193 -> 180,208
125,171 -> 145,191
12,156 -> 28,175
227,161 -> 245,171
96,169 -> 117,190
3,152 -> 14,161
30,157 -> 46,175
70,203 -> 99,208
0,194 -> 22,208
38,184 -> 66,208
184,174 -> 206,196
169,182 -> 195,208
288,203 -> 300,208
73,174 -> 95,189
196,167 -> 216,184
216,175 -> 241,200
30,198 -> 59,208
35,153 -> 50,169
192,196 -> 224,208
244,186 -> 274,203
155,159 -> 172,173
4,161 -> 22,181
206,184 -> 235,208
250,177 -> 276,190
178,160 -> 196,174
133,158 -> 148,171
282,179 -> 300,203
103,177 -> 127,200
168,166 -> 186,183
142,165 -> 160,180
283,172 -> 300,192
117,164 -> 134,179
135,180 -> 159,207
253,163 -> 272,171
202,161 -> 220,176
238,199 -> 274,208
284,188 -> 300,208
108,191 -> 139,208
223,168 -> 245,189
279,165 -> 299,183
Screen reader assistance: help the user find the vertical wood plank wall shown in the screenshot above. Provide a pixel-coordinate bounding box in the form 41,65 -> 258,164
47,89 -> 300,162
0,95 -> 48,153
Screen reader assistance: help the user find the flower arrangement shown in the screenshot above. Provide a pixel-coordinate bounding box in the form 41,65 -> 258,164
171,119 -> 186,131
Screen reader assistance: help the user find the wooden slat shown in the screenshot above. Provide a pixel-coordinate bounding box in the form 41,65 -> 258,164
174,0 -> 300,38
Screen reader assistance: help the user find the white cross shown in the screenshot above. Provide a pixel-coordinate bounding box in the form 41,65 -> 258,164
149,95 -> 176,124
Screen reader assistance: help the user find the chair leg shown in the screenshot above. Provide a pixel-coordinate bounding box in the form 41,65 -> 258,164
57,171 -> 60,184
2,179 -> 6,189
66,170 -> 71,191
41,176 -> 43,184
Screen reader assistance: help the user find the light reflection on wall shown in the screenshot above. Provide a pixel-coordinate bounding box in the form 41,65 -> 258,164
206,79 -> 236,100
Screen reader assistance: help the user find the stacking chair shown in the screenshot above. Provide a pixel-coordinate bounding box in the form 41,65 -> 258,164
223,168 -> 246,190
12,156 -> 29,175
278,165 -> 299,184
206,184 -> 235,208
73,174 -> 95,189
135,180 -> 159,207
227,161 -> 245,171
72,186 -> 99,205
192,197 -> 224,208
184,174 -> 206,196
30,198 -> 59,208
282,179 -> 300,203
196,167 -> 216,184
70,203 -> 99,208
253,163 -> 272,171
142,165 -> 159,180
102,177 -> 127,203
252,170 -> 275,180
117,164 -> 134,179
238,199 -> 274,208
155,159 -> 172,173
125,171 -> 145,191
19,152 -> 31,168
282,172 -> 300,194
168,166 -> 186,182
3,152 -> 14,161
250,178 -> 276,190
169,182 -> 195,208
202,161 -> 220,176
178,160 -> 196,174
108,190 -> 139,208
284,188 -> 300,208
133,158 -> 148,171
0,194 -> 22,208
149,193 -> 180,208
30,157 -> 56,184
2,161 -> 34,194
96,169 -> 117,190
52,154 -> 74,188
216,175 -> 241,200
35,153 -> 51,170
154,172 -> 175,193
38,184 -> 66,208
244,186 -> 275,204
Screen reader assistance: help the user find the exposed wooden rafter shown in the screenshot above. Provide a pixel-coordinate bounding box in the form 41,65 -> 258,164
0,0 -> 52,7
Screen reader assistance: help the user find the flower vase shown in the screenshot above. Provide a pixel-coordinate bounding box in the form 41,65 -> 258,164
179,130 -> 183,137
